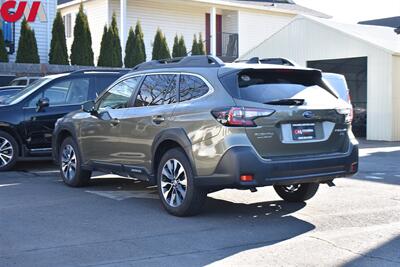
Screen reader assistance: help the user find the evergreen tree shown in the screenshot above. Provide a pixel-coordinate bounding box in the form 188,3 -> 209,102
98,25 -> 112,67
198,33 -> 206,55
70,3 -> 94,66
0,29 -> 8,62
49,11 -> 69,65
109,13 -> 122,67
152,28 -> 170,60
124,27 -> 136,67
172,34 -> 180,58
134,21 -> 146,62
191,34 -> 199,55
178,35 -> 187,57
16,18 -> 40,63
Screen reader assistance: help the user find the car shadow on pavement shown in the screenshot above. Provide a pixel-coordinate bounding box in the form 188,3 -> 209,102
74,177 -> 316,266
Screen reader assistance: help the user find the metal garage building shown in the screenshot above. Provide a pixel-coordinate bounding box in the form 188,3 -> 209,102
241,15 -> 400,141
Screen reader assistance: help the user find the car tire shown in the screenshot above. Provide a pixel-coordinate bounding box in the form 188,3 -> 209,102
274,183 -> 319,202
157,148 -> 207,217
59,137 -> 91,187
0,130 -> 18,172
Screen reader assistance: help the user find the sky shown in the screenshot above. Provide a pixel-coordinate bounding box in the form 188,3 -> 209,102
295,0 -> 400,24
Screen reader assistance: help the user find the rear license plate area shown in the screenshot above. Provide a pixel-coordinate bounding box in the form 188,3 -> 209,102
292,123 -> 316,140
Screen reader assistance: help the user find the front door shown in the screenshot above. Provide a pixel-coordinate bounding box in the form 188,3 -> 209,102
22,77 -> 92,150
80,76 -> 142,164
205,13 -> 222,55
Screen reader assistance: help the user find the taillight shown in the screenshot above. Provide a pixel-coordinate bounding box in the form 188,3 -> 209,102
211,107 -> 275,127
336,107 -> 353,123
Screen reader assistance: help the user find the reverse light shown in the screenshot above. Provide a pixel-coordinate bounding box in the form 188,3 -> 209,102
336,107 -> 353,124
211,107 -> 275,127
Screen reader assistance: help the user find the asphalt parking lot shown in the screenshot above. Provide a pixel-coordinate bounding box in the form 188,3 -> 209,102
0,139 -> 399,267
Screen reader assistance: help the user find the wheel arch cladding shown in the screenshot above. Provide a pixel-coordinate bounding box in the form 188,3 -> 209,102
151,128 -> 197,177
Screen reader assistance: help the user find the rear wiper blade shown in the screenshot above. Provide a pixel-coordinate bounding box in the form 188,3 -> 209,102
264,99 -> 305,106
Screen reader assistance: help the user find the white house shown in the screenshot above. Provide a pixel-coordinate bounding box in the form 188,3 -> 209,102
0,0 -> 57,63
57,0 -> 328,63
241,15 -> 400,141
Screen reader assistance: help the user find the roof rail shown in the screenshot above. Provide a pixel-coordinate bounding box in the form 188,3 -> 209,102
132,55 -> 225,71
70,68 -> 129,75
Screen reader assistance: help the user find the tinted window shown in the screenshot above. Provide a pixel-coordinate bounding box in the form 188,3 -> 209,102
221,69 -> 333,104
98,77 -> 140,110
323,76 -> 348,101
27,78 -> 90,107
11,80 -> 27,86
134,74 -> 177,107
179,75 -> 209,102
94,75 -> 122,99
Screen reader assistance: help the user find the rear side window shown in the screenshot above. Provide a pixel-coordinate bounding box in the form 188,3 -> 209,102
134,74 -> 178,107
179,75 -> 209,102
221,69 -> 333,103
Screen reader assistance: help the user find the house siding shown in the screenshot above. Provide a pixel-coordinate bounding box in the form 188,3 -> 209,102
109,0 -> 210,61
9,0 -> 56,63
237,9 -> 292,56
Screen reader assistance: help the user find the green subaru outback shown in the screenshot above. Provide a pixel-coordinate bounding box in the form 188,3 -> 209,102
53,56 -> 358,216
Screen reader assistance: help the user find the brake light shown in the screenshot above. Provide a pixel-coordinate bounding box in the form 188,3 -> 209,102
336,107 -> 353,123
211,107 -> 275,127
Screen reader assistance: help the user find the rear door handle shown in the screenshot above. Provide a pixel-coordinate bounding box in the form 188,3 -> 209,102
110,118 -> 120,126
152,115 -> 165,124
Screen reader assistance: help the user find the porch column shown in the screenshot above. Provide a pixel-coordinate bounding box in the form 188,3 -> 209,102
120,0 -> 127,61
210,7 -> 217,56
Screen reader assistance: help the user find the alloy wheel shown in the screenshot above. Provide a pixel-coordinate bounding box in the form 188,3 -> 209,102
0,137 -> 13,167
283,184 -> 301,193
160,159 -> 188,207
61,145 -> 77,181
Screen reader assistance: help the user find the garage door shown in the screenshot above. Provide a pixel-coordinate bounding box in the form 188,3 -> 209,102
307,57 -> 367,137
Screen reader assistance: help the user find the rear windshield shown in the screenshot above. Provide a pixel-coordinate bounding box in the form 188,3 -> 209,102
220,69 -> 336,103
323,76 -> 348,101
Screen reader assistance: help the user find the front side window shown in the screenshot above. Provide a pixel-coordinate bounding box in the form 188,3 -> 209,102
134,74 -> 177,107
98,76 -> 141,110
179,75 -> 209,102
27,78 -> 90,107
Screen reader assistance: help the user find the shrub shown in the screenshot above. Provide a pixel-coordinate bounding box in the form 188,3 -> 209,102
124,21 -> 146,67
109,13 -> 122,67
152,28 -> 170,60
98,25 -> 112,67
191,34 -> 199,55
49,11 -> 69,65
172,35 -> 187,58
70,3 -> 94,66
16,18 -> 40,63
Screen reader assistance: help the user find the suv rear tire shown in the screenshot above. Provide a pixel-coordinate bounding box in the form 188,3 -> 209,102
274,183 -> 319,202
157,148 -> 207,217
59,137 -> 91,187
0,130 -> 18,172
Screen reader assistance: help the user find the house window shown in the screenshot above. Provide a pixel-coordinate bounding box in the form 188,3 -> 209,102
0,19 -> 15,54
63,14 -> 72,38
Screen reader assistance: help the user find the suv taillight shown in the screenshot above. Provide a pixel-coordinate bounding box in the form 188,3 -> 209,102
336,107 -> 353,124
211,107 -> 275,127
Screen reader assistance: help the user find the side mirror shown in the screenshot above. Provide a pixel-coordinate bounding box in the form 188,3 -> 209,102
36,97 -> 49,112
82,100 -> 96,115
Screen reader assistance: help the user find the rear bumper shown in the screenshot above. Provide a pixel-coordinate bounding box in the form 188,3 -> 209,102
195,140 -> 359,188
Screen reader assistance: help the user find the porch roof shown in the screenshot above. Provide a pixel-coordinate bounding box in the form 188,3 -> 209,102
57,0 -> 330,18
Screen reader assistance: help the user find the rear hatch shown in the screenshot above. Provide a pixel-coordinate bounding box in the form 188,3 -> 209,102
220,68 -> 352,159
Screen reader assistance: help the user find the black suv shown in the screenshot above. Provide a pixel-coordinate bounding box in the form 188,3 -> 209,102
0,70 -> 126,171
54,56 -> 359,216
